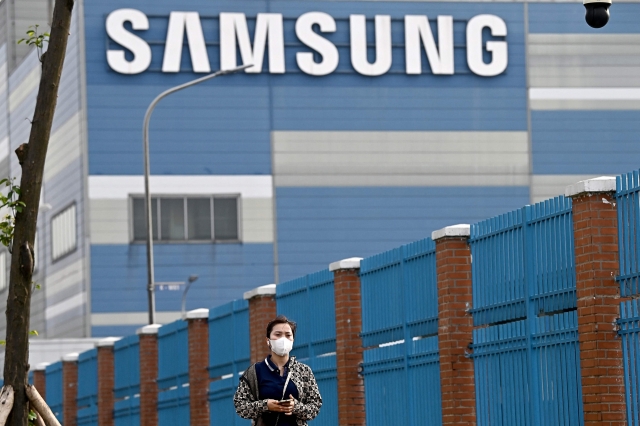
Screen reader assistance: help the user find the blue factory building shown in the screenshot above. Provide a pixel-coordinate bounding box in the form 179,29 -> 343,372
0,0 -> 638,338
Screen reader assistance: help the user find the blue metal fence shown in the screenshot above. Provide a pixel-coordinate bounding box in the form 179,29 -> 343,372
45,361 -> 63,424
360,238 -> 441,426
617,171 -> 640,297
276,269 -> 338,426
77,348 -> 98,426
470,196 -> 583,426
276,269 -> 336,358
619,300 -> 640,426
208,299 -> 250,426
114,334 -> 140,426
157,319 -> 189,426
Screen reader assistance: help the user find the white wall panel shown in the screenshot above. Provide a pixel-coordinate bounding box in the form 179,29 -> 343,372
44,112 -> 81,181
44,258 -> 84,301
529,34 -> 640,88
45,292 -> 85,321
242,198 -> 274,243
90,199 -> 129,244
530,87 -> 640,110
273,131 -> 529,187
8,65 -> 39,112
89,175 -> 273,199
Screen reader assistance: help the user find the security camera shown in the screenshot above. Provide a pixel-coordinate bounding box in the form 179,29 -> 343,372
584,0 -> 611,28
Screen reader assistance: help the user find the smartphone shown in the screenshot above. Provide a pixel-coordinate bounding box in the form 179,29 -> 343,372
278,399 -> 293,404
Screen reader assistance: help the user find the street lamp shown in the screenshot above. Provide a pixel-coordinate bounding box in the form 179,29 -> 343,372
181,275 -> 199,319
142,64 -> 251,325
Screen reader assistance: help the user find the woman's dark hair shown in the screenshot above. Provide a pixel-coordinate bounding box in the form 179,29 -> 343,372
266,315 -> 297,338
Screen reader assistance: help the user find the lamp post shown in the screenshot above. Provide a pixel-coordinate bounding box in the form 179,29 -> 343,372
142,64 -> 251,325
181,275 -> 199,319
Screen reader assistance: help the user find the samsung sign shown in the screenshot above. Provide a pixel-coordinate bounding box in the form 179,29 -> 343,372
106,9 -> 508,77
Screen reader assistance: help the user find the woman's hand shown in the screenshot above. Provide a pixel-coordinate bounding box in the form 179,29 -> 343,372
267,398 -> 295,415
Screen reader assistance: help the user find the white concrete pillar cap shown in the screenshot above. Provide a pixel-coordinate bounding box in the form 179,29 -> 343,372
329,257 -> 363,271
62,352 -> 79,362
136,323 -> 162,335
565,176 -> 616,197
432,224 -> 471,241
186,308 -> 209,319
34,362 -> 50,371
244,284 -> 276,300
97,337 -> 121,347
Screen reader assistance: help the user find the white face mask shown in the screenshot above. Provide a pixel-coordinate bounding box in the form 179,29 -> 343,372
269,337 -> 293,356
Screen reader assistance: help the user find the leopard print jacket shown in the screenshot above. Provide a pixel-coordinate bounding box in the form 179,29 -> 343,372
233,357 -> 322,426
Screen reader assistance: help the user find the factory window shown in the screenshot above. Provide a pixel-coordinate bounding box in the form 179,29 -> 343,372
131,196 -> 239,242
51,203 -> 77,261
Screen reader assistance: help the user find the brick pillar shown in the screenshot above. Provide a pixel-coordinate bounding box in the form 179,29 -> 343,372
330,257 -> 365,426
97,337 -> 119,426
187,308 -> 210,425
244,284 -> 277,364
432,225 -> 476,426
566,177 -> 626,426
137,324 -> 161,426
62,353 -> 79,426
32,362 -> 49,396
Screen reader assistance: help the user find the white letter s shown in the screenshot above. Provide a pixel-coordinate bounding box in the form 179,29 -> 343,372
106,9 -> 152,75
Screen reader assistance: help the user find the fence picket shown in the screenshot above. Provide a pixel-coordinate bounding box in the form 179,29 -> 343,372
208,299 -> 250,426
45,361 -> 63,424
276,269 -> 338,426
360,238 -> 441,426
77,348 -> 98,426
114,334 -> 140,426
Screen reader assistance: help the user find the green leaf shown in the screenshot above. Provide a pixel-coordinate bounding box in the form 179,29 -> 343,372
28,410 -> 36,421
29,330 -> 38,336
36,284 -> 41,290
0,340 -> 5,346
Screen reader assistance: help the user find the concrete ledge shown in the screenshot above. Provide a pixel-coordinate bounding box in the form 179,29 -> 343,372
62,352 -> 79,362
244,284 -> 276,300
97,337 -> 121,348
34,362 -> 50,371
186,308 -> 209,319
432,224 -> 471,241
565,176 -> 616,197
136,324 -> 162,335
329,257 -> 363,272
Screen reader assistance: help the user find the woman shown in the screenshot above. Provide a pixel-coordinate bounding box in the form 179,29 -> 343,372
234,315 -> 322,426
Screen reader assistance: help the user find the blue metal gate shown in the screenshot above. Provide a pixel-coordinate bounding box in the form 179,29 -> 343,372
470,197 -> 583,426
619,300 -> 640,425
617,171 -> 640,426
77,348 -> 98,426
45,361 -> 63,423
157,319 -> 189,426
208,299 -> 250,426
359,238 -> 442,426
276,269 -> 338,426
114,335 -> 140,426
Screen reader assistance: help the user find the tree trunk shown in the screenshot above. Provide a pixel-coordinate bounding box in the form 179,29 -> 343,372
2,1 -> 74,425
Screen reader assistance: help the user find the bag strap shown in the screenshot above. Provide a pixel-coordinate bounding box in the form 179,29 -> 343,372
275,362 -> 293,425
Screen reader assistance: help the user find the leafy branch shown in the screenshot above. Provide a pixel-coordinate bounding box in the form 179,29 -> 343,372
0,178 -> 25,252
17,25 -> 50,62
